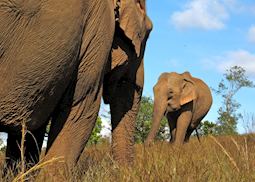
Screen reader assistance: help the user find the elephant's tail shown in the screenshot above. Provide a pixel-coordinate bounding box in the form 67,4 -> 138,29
195,128 -> 201,143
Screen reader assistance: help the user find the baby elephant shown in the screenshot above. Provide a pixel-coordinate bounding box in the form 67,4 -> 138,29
145,72 -> 212,145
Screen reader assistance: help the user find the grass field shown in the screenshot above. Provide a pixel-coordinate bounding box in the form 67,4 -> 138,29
0,134 -> 254,181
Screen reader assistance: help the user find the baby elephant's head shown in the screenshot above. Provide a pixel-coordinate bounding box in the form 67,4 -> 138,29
153,72 -> 197,114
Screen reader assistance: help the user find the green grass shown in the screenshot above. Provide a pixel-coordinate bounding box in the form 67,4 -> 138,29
0,134 -> 255,181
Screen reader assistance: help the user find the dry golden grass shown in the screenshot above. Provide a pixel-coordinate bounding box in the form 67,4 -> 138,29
0,134 -> 254,181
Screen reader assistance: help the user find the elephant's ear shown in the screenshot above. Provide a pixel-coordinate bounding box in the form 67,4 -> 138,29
117,0 -> 150,57
180,72 -> 197,106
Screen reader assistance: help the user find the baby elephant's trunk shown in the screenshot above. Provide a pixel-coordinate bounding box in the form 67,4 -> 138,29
145,91 -> 167,145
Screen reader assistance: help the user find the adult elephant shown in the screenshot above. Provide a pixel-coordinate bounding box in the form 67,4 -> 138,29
145,72 -> 212,146
0,0 -> 152,175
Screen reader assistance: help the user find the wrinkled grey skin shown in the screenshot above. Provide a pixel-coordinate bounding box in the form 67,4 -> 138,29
0,0 -> 152,176
145,72 -> 212,146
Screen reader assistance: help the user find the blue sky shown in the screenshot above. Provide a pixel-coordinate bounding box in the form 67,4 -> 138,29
142,0 -> 255,133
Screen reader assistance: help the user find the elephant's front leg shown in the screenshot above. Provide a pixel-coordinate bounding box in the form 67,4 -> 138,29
40,0 -> 115,176
174,106 -> 193,146
110,62 -> 144,164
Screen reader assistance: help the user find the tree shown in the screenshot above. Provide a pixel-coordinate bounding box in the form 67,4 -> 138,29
0,137 -> 3,150
199,120 -> 217,135
87,117 -> 103,145
213,66 -> 254,135
0,136 -> 6,152
242,112 -> 255,134
135,96 -> 169,143
0,138 -> 3,147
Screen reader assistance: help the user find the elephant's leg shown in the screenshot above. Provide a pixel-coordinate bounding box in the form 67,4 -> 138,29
43,85 -> 102,172
3,133 -> 21,177
5,124 -> 47,170
184,127 -> 194,143
174,110 -> 192,146
25,123 -> 47,165
169,121 -> 176,143
167,114 -> 177,143
43,60 -> 109,174
42,2 -> 115,172
5,133 -> 21,170
45,81 -> 75,153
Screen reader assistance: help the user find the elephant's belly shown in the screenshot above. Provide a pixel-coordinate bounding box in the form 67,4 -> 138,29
0,72 -> 72,132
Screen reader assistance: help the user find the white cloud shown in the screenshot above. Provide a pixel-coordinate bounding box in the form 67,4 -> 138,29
164,59 -> 182,68
171,0 -> 230,30
99,104 -> 111,137
100,117 -> 111,137
205,50 -> 255,77
248,25 -> 255,43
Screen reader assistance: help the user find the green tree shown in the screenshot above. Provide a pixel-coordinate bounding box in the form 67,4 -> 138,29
87,117 -> 103,145
213,66 -> 254,135
199,120 -> 217,135
135,96 -> 168,143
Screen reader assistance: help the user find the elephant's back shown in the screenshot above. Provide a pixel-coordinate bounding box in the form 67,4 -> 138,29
0,0 -> 85,129
191,78 -> 213,125
195,78 -> 213,106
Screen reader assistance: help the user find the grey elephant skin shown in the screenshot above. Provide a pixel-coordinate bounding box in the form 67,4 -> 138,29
0,0 -> 152,176
145,72 -> 212,146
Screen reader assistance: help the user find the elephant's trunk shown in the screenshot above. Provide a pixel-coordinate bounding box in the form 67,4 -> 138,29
145,89 -> 167,145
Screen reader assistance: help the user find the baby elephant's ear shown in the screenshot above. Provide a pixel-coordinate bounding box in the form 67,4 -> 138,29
180,72 -> 197,106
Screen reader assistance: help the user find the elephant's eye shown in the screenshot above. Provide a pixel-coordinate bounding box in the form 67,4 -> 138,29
168,90 -> 173,100
168,96 -> 173,100
136,0 -> 145,12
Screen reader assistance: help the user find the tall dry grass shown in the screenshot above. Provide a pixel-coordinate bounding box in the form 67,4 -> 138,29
0,122 -> 64,182
73,135 -> 255,182
0,134 -> 254,181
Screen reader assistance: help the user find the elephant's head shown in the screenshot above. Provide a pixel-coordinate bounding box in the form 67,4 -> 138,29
146,72 -> 197,144
104,0 -> 152,103
102,0 -> 152,163
154,71 -> 197,114
114,0 -> 152,58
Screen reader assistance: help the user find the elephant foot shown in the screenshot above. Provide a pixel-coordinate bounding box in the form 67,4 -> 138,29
144,139 -> 154,147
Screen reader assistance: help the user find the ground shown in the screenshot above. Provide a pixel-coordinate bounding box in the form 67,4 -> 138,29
0,134 -> 254,181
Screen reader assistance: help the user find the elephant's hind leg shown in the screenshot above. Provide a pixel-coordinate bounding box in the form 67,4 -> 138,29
5,124 -> 46,171
168,116 -> 177,143
184,127 -> 195,143
5,133 -> 21,171
24,123 -> 47,165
